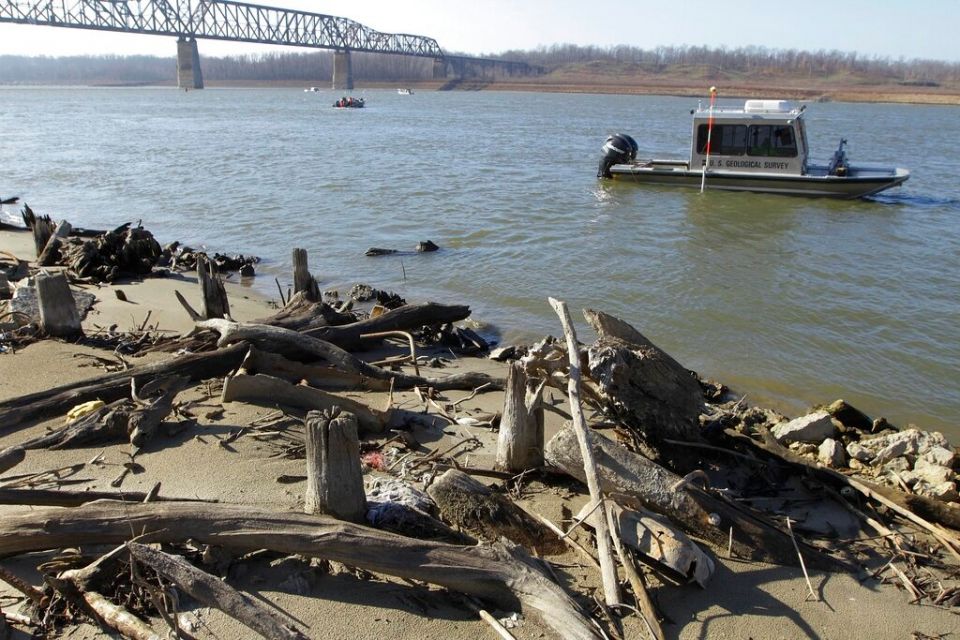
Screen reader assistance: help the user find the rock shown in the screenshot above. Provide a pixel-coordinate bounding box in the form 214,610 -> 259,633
864,429 -> 923,465
818,438 -> 846,468
927,481 -> 959,502
489,345 -> 522,361
846,441 -> 873,463
916,430 -> 951,454
825,399 -> 872,432
416,240 -> 439,252
771,410 -> 837,444
913,458 -> 954,486
920,446 -> 956,469
882,457 -> 911,474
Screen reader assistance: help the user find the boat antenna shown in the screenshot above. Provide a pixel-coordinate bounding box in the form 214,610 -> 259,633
700,86 -> 718,193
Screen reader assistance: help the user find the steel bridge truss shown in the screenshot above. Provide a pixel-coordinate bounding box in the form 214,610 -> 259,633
0,0 -> 446,57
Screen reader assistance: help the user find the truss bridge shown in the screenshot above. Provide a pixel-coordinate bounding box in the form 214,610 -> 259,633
0,0 -> 538,88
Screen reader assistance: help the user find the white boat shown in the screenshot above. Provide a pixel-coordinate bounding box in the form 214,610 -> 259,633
304,87 -> 321,92
598,99 -> 909,199
397,88 -> 414,95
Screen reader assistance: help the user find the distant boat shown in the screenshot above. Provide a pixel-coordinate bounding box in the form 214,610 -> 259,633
333,97 -> 365,109
304,87 -> 321,92
598,97 -> 909,199
397,88 -> 414,95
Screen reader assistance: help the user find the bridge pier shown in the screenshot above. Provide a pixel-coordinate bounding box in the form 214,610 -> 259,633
432,58 -> 447,79
177,37 -> 204,90
332,49 -> 353,91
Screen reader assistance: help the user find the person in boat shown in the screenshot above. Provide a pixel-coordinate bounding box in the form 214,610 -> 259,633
348,97 -> 354,107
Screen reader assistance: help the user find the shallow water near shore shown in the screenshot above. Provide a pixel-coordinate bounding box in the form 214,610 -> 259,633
1,87 -> 958,437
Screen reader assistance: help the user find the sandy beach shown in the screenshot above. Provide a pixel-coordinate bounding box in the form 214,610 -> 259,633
1,221 -> 958,640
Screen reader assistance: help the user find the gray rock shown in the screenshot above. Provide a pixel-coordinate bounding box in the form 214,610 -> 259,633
913,458 -> 954,485
926,481 -> 959,502
864,428 -> 923,465
882,457 -> 911,474
772,410 -> 837,444
846,441 -> 873,463
919,445 -> 956,469
818,438 -> 846,468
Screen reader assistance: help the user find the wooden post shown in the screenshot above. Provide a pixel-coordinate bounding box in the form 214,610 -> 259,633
37,221 -> 72,267
36,271 -> 83,338
303,408 -> 366,522
197,254 -> 230,320
292,248 -> 320,302
28,212 -> 55,257
495,361 -> 545,472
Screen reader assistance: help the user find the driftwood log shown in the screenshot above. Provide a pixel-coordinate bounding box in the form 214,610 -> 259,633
239,346 -> 391,391
303,408 -> 367,522
0,446 -> 25,474
0,487 -> 213,507
198,319 -> 503,391
304,302 -> 472,351
197,254 -> 230,320
292,248 -> 320,302
0,342 -> 248,434
495,361 -> 545,472
0,501 -> 600,640
584,309 -> 706,464
126,542 -> 308,640
545,425 -> 847,570
221,372 -> 391,435
427,469 -> 565,555
36,220 -> 72,267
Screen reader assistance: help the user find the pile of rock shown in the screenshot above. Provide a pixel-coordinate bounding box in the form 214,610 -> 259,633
771,400 -> 958,502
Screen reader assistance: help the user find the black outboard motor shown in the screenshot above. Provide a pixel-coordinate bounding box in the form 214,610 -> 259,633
597,133 -> 638,178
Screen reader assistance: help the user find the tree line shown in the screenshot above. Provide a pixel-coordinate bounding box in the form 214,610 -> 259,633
0,43 -> 956,85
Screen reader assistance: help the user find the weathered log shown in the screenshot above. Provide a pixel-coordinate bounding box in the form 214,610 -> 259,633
545,425 -> 847,570
253,293 -> 355,332
199,319 -> 503,391
126,542 -> 308,640
292,247 -> 320,302
304,302 -> 472,351
0,446 -> 25,474
36,271 -> 83,338
495,361 -> 545,472
221,372 -> 390,435
36,220 -> 72,267
0,501 -> 599,640
128,375 -> 190,449
0,342 -> 248,435
304,408 -> 367,522
197,254 -> 230,320
26,208 -> 55,257
240,346 -> 390,390
427,469 -> 565,556
550,298 -> 621,607
0,488 -> 213,507
584,309 -> 706,459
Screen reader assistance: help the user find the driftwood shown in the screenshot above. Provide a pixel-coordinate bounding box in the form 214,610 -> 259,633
197,254 -> 230,320
126,542 -> 308,640
303,408 -> 367,522
584,309 -> 706,461
0,501 -> 600,640
0,342 -> 248,434
304,302 -> 472,351
550,298 -> 621,607
292,247 -> 320,302
0,446 -> 25,474
426,469 -> 565,555
495,361 -> 545,472
36,271 -> 83,338
36,220 -> 72,267
253,293 -> 355,332
545,425 -> 847,570
221,372 -> 391,435
199,319 -> 503,391
239,346 -> 390,390
0,487 -> 213,507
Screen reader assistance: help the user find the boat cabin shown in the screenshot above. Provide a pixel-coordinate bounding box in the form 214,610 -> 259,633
692,100 -> 808,175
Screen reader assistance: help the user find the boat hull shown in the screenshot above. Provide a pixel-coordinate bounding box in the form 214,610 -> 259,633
607,163 -> 909,199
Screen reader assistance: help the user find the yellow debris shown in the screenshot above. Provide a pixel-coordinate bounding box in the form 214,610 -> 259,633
65,400 -> 105,422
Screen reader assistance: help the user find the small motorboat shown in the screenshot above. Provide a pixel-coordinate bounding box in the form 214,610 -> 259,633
397,88 -> 414,95
333,96 -> 365,108
304,87 -> 321,92
598,96 -> 909,199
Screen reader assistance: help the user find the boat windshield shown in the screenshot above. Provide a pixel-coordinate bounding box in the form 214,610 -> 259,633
697,123 -> 798,157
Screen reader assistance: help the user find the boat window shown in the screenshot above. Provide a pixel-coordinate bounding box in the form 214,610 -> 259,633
747,125 -> 798,157
696,124 -> 747,155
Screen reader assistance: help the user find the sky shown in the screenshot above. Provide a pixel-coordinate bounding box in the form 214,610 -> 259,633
0,0 -> 958,62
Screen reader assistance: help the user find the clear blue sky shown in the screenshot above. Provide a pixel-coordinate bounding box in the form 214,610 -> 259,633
0,0 -> 957,62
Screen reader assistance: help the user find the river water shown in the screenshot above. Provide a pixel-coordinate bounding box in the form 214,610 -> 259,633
1,87 -> 958,439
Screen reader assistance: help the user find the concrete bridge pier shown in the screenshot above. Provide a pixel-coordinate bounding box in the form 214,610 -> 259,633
333,49 -> 353,90
432,58 -> 447,79
176,37 -> 203,89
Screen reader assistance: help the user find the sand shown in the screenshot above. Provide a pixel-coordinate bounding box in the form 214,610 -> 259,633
1,224 -> 958,640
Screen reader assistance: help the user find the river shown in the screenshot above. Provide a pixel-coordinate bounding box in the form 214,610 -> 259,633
1,87 -> 958,438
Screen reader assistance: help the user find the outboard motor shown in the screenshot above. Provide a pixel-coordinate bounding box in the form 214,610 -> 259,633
597,133 -> 638,178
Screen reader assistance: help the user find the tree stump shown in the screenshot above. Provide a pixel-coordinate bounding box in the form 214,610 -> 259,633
36,271 -> 83,338
292,248 -> 320,302
495,361 -> 545,472
303,408 -> 367,522
197,254 -> 230,319
37,221 -> 72,267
